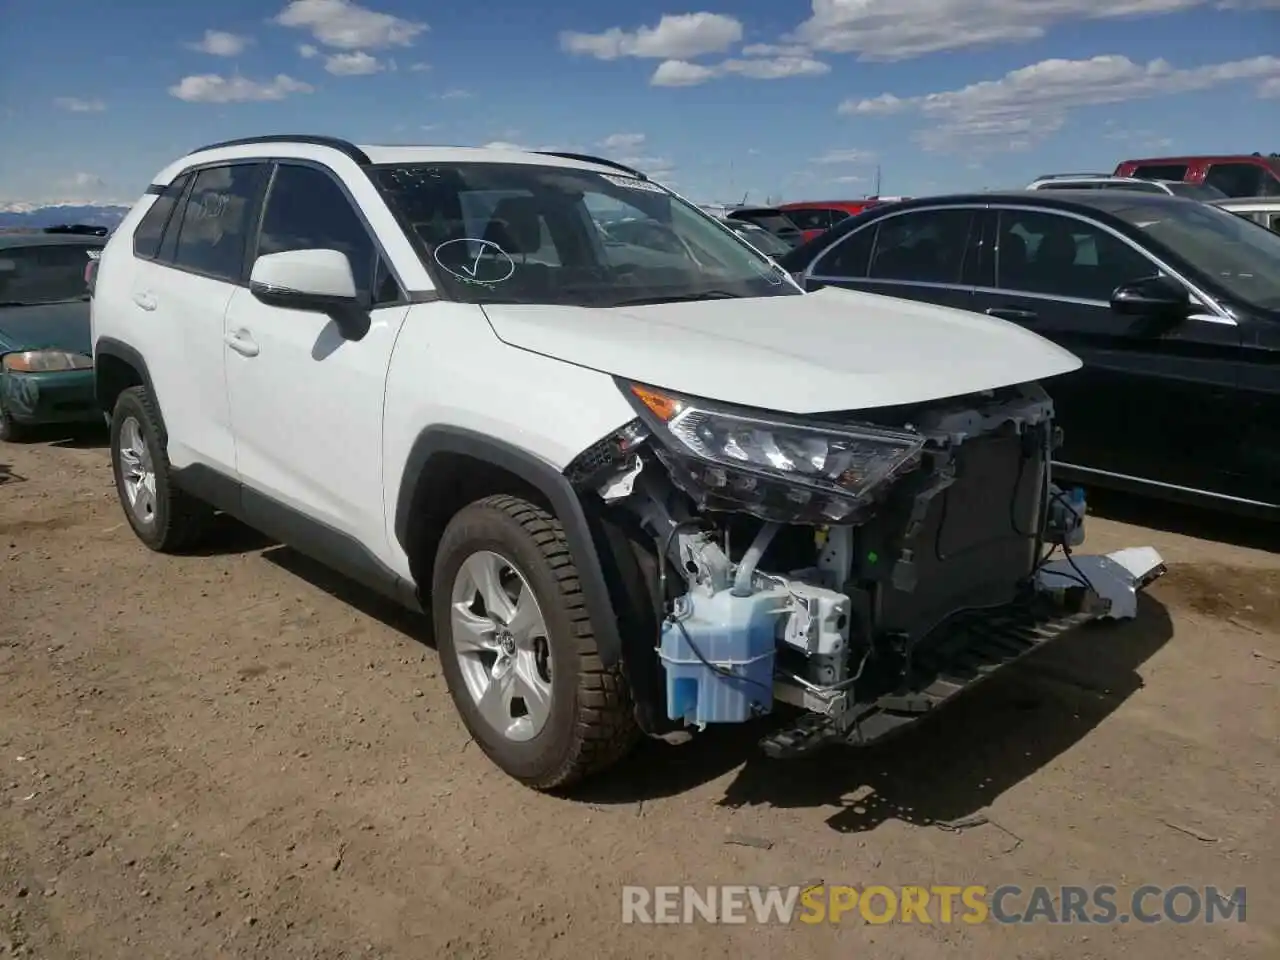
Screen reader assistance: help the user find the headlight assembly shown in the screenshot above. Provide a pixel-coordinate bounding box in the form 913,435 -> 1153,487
623,381 -> 925,523
2,350 -> 93,372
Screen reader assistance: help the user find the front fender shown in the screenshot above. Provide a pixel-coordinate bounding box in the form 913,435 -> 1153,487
395,425 -> 626,668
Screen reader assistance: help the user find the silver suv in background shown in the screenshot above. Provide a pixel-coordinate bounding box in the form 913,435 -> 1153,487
1026,174 -> 1226,200
1211,197 -> 1280,232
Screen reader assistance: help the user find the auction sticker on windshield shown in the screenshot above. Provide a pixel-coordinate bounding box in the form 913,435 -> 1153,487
602,174 -> 665,193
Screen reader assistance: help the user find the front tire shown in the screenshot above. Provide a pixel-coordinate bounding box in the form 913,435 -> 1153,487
109,386 -> 214,553
0,400 -> 28,443
432,494 -> 639,791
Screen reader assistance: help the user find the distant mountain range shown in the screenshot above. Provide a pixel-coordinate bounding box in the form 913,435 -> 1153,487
0,201 -> 131,232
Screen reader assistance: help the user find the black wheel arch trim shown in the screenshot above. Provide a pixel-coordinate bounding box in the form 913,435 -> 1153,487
94,337 -> 161,428
395,425 -> 625,668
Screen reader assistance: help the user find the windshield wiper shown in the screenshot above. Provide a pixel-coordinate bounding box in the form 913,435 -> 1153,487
607,290 -> 742,307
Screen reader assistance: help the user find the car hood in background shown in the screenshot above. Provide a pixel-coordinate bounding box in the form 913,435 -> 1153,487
0,301 -> 92,356
480,285 -> 1082,415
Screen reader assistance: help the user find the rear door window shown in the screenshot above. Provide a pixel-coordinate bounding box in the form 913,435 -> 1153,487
867,208 -> 976,284
169,164 -> 265,282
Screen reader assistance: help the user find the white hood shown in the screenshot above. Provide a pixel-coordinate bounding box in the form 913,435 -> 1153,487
481,285 -> 1082,414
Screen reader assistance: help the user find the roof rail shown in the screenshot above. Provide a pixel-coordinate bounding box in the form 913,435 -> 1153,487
535,151 -> 647,179
189,135 -> 371,165
1032,172 -> 1112,180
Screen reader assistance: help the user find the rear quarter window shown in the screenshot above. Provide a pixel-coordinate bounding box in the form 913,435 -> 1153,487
132,174 -> 191,260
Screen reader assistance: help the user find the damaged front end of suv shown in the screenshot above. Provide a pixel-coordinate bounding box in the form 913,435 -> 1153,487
565,377 -> 1165,758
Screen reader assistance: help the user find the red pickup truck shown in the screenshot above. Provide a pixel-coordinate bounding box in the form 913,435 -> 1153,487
1113,154 -> 1280,198
777,199 -> 896,243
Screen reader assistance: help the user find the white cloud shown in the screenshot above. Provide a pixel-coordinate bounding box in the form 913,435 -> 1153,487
651,60 -> 718,86
787,0 -> 1241,61
436,88 -> 472,99
324,50 -> 383,74
482,141 -> 530,151
841,54 -> 1280,151
719,56 -> 829,80
832,175 -> 866,183
651,54 -> 828,85
168,73 -> 314,103
1260,76 -> 1280,97
68,172 -> 105,189
186,29 -> 250,56
409,61 -> 430,71
273,0 -> 426,50
741,43 -> 811,57
812,148 -> 876,164
599,132 -> 646,150
561,13 -> 743,60
54,97 -> 105,112
299,43 -> 318,57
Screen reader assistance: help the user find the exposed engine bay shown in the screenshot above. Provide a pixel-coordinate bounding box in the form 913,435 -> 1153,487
565,379 -> 1165,757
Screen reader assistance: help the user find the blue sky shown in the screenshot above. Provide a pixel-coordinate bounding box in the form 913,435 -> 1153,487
1,0 -> 1278,206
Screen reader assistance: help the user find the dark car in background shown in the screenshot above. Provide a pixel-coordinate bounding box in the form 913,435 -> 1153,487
724,206 -> 804,247
776,200 -> 882,243
779,190 -> 1280,516
719,218 -> 794,256
0,230 -> 105,441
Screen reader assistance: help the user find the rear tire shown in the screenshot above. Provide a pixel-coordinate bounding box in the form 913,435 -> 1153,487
432,494 -> 639,791
109,386 -> 214,553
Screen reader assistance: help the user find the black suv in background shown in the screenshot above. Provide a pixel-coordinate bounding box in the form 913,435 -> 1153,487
780,190 -> 1280,517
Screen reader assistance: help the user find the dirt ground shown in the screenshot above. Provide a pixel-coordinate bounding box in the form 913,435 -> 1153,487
1,431 -> 1276,960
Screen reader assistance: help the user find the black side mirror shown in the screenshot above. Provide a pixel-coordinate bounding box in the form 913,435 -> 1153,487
1110,275 -> 1192,318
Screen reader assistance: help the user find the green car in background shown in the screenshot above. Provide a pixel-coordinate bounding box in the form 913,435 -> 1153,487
0,229 -> 106,441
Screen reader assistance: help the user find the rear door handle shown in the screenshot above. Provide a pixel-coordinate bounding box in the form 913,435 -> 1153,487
132,292 -> 156,311
986,306 -> 1038,322
224,330 -> 259,357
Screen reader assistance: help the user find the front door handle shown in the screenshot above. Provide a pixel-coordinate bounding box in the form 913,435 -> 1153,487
986,306 -> 1038,322
132,292 -> 157,311
225,330 -> 259,357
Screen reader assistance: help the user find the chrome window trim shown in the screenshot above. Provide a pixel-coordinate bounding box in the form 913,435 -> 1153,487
804,200 -> 1235,325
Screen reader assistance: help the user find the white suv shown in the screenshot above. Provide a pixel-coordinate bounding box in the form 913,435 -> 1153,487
1025,174 -> 1226,200
91,136 -> 1162,790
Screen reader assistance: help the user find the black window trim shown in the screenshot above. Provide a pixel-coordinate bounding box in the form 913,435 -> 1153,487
806,203 -> 984,292
251,158 -> 411,309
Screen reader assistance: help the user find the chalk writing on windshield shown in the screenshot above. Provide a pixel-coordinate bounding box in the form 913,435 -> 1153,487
431,238 -> 515,285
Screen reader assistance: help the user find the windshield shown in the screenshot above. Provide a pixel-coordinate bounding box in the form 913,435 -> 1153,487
1162,181 -> 1227,200
371,163 -> 798,306
0,243 -> 99,306
1112,199 -> 1280,310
